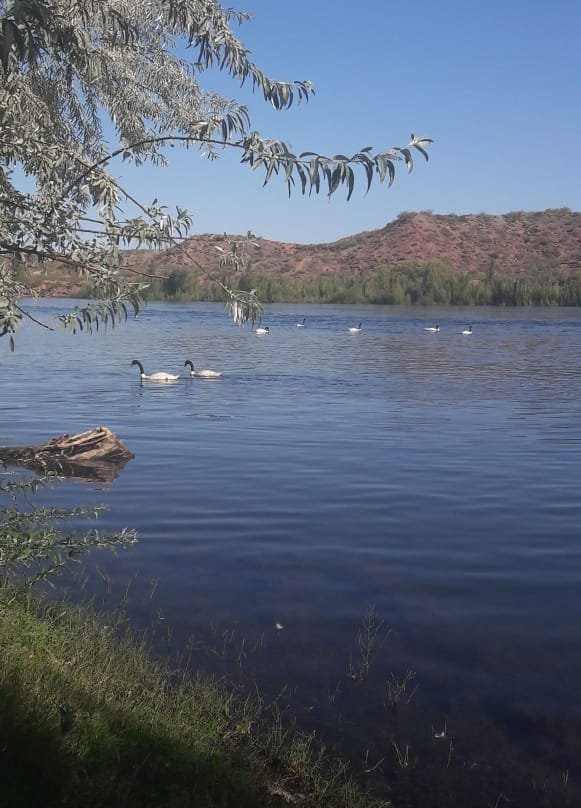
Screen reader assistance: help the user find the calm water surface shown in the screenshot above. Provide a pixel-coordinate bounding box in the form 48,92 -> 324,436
2,300 -> 580,805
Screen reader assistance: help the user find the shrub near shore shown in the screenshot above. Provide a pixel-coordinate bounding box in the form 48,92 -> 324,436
134,264 -> 581,307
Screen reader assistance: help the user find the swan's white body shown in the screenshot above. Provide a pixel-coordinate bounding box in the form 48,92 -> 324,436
296,318 -> 306,327
461,326 -> 473,335
348,322 -> 362,333
131,360 -> 179,381
191,369 -> 222,378
256,326 -> 269,335
424,325 -> 440,332
184,360 -> 221,378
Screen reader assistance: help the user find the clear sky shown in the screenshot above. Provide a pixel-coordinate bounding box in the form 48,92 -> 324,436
119,0 -> 581,245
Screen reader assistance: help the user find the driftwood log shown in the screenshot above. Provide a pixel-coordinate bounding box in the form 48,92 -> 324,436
0,427 -> 134,483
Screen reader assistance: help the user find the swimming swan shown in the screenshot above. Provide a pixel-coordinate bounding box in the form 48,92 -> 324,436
461,325 -> 473,335
184,360 -> 222,379
296,317 -> 306,327
130,359 -> 180,381
348,322 -> 362,333
424,324 -> 440,332
255,326 -> 270,334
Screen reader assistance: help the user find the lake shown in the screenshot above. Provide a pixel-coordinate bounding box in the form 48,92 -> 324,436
2,299 -> 581,806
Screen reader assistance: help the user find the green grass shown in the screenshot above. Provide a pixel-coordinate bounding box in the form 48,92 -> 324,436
0,584 -> 383,808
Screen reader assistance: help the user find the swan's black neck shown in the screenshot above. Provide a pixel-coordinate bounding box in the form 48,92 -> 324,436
184,360 -> 194,370
131,360 -> 144,374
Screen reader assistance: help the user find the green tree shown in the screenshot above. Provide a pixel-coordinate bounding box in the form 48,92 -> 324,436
0,0 -> 431,347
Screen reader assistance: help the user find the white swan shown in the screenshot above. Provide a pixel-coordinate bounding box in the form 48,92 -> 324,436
131,359 -> 180,381
296,317 -> 306,327
255,326 -> 269,335
348,322 -> 362,333
424,324 -> 440,332
184,360 -> 222,379
461,325 -> 473,335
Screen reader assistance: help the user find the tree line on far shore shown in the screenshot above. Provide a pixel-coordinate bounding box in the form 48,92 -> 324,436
127,262 -> 581,307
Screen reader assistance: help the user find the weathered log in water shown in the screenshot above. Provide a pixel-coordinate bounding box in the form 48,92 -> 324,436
0,427 -> 134,483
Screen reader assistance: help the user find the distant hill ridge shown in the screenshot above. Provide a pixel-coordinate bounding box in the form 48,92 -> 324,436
133,208 -> 581,278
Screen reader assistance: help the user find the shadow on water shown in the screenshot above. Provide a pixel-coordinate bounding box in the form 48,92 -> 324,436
0,455 -> 133,484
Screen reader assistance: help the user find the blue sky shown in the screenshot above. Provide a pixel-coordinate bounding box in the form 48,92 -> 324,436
119,0 -> 580,244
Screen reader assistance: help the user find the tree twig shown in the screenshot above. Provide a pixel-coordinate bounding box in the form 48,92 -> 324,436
13,302 -> 54,331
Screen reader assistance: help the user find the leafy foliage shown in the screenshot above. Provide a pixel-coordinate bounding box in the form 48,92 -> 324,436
0,468 -> 136,583
140,263 -> 581,308
0,0 -> 431,345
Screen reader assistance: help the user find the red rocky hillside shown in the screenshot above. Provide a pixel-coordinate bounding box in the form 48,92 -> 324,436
130,208 -> 581,280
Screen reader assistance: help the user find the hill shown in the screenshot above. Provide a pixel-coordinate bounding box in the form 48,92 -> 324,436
130,208 -> 581,279
19,209 -> 581,300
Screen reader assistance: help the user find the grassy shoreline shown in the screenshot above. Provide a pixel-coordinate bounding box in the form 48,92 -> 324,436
0,585 -> 380,808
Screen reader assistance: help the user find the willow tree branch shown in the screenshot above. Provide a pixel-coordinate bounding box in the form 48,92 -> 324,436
0,244 -> 166,281
13,302 -> 54,331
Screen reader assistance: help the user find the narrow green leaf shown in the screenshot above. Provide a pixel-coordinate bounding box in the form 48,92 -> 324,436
346,166 -> 355,201
329,165 -> 342,196
413,144 -> 430,161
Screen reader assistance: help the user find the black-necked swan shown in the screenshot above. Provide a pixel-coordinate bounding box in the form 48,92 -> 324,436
348,322 -> 362,333
296,317 -> 306,327
184,360 -> 222,379
424,324 -> 440,332
130,359 -> 180,381
255,326 -> 269,334
461,325 -> 473,335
